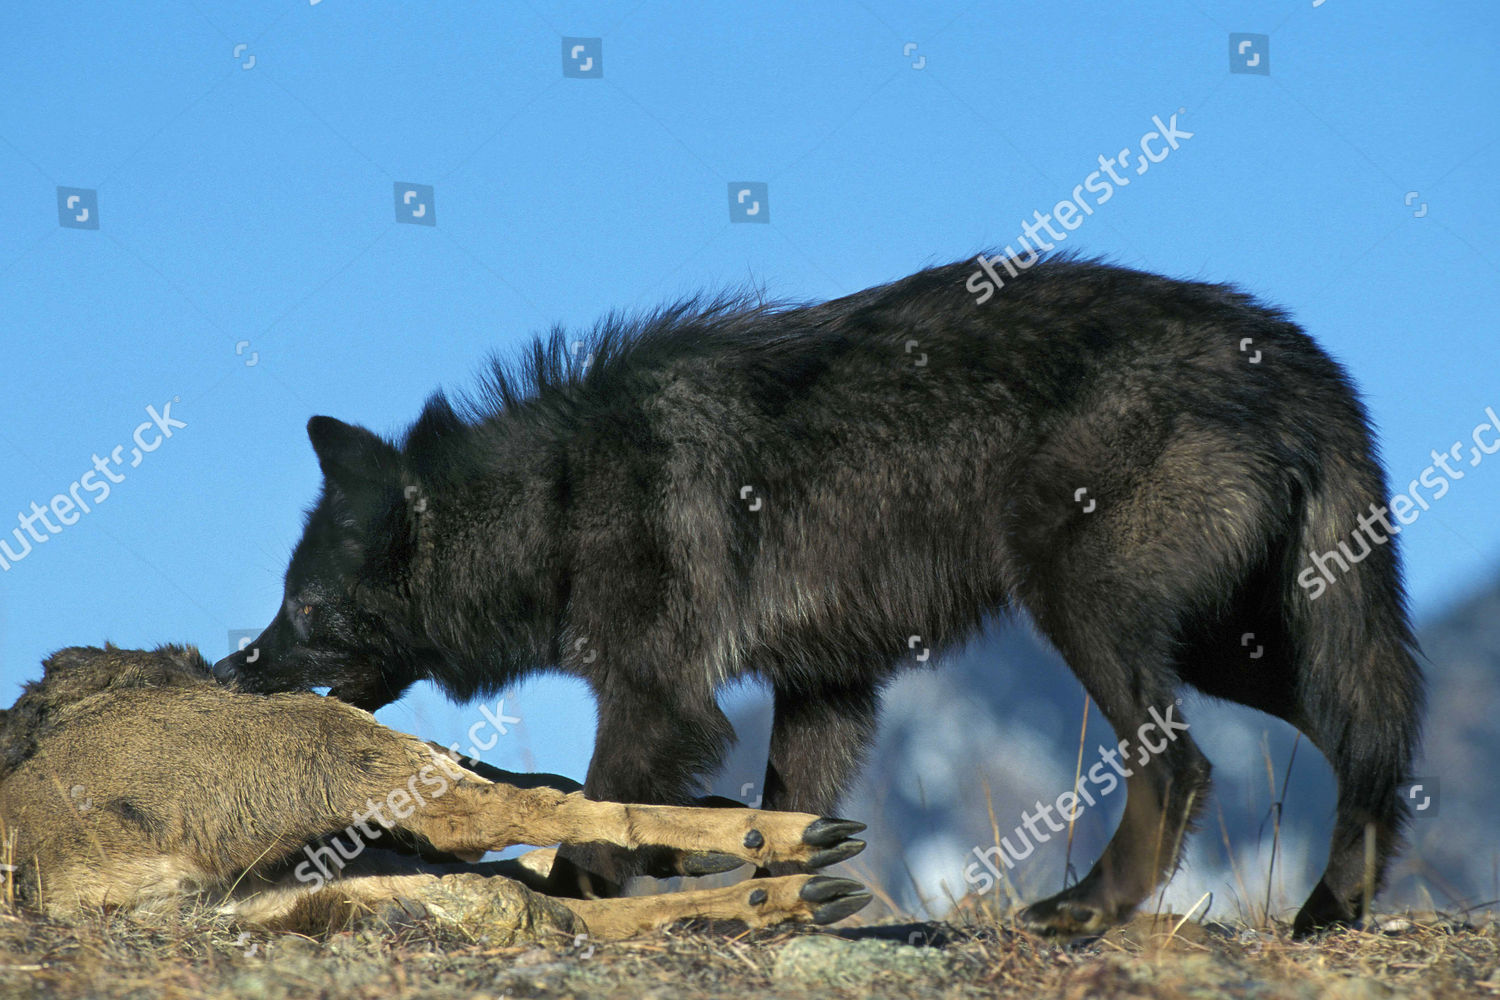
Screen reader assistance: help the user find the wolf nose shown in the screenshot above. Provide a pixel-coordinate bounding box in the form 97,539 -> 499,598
210,654 -> 240,683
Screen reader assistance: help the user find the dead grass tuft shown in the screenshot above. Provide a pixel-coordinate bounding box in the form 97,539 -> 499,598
1,891 -> 1493,999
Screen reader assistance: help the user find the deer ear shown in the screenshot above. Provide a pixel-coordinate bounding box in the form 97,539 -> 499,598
307,416 -> 400,487
40,645 -> 106,679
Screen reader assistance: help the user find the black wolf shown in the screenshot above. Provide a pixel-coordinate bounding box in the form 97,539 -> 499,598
215,253 -> 1423,937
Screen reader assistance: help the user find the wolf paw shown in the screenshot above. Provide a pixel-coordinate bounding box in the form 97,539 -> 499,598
1018,889 -> 1118,937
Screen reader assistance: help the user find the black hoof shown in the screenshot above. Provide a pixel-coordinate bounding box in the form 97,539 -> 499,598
800,877 -> 873,924
802,818 -> 867,846
800,876 -> 864,903
678,851 -> 747,877
808,839 -> 865,868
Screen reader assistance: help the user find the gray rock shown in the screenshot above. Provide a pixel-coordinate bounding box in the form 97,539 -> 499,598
772,935 -> 954,989
491,957 -> 614,996
1325,976 -> 1399,1000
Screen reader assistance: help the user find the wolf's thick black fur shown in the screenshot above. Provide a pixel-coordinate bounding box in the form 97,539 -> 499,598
216,254 -> 1423,937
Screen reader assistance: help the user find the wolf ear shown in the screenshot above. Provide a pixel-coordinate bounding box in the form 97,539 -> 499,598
307,416 -> 401,487
403,392 -> 463,464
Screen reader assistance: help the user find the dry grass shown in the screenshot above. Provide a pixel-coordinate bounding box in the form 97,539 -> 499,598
2,702 -> 1486,997
0,891 -> 1493,1000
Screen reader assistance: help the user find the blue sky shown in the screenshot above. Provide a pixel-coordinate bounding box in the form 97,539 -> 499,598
1,0 -> 1496,788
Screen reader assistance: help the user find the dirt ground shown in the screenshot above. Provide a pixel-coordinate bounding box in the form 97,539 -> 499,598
1,893 -> 1494,1000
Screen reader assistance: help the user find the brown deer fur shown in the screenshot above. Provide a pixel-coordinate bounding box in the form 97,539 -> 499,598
0,645 -> 869,941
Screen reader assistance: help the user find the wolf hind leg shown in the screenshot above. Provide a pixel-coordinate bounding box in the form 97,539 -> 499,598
1015,602 -> 1211,936
1005,418 -> 1304,934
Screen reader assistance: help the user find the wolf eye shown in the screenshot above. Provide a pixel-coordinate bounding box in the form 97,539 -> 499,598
300,604 -> 314,617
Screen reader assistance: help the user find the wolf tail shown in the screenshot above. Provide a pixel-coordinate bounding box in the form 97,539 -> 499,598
1283,406 -> 1425,930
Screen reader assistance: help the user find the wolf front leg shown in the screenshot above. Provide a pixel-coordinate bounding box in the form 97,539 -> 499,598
756,679 -> 882,877
552,675 -> 741,894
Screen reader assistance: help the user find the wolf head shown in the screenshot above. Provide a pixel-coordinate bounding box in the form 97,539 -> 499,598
213,410 -> 456,711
